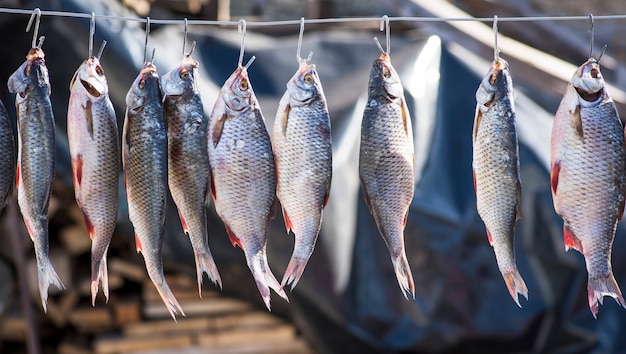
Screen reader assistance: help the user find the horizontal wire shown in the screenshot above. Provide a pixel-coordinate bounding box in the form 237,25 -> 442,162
2,7 -> 626,27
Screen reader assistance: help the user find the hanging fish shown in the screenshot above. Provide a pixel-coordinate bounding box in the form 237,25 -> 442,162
472,58 -> 528,306
272,56 -> 332,290
162,50 -> 222,295
8,43 -> 64,311
123,61 -> 184,320
67,51 -> 120,306
208,59 -> 288,310
0,99 -> 15,209
551,58 -> 626,317
359,49 -> 415,299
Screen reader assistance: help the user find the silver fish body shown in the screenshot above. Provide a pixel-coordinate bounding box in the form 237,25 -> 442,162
68,56 -> 120,305
123,63 -> 184,319
8,47 -> 64,311
550,58 -> 626,317
208,65 -> 288,310
359,52 -> 415,299
272,60 -> 332,290
162,55 -> 221,294
472,58 -> 528,306
0,99 -> 15,209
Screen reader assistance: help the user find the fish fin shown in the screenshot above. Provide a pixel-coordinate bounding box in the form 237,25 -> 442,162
282,208 -> 293,234
195,251 -> 222,294
135,234 -> 143,253
280,256 -> 310,291
280,103 -> 291,137
588,273 -> 626,318
209,168 -> 216,201
472,109 -> 483,140
550,160 -> 561,197
81,208 -> 94,240
391,253 -> 415,300
82,100 -> 94,139
502,268 -> 528,308
573,105 -> 584,140
403,210 -> 409,227
151,279 -> 185,321
225,225 -> 242,249
72,154 -> 84,189
246,248 -> 289,310
178,211 -> 189,235
361,184 -> 372,210
37,257 -> 65,313
472,168 -> 476,192
91,248 -> 109,306
486,228 -> 494,246
15,163 -> 20,188
69,68 -> 78,91
212,113 -> 227,148
401,100 -> 411,136
563,225 -> 583,253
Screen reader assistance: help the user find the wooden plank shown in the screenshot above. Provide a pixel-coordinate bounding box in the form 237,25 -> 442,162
59,225 -> 91,256
94,333 -> 192,354
69,306 -> 113,333
212,311 -> 283,331
127,340 -> 313,354
57,341 -> 92,354
144,298 -> 251,319
123,317 -> 211,337
0,315 -> 26,341
108,258 -> 147,283
47,291 -> 80,327
197,324 -> 295,348
114,298 -> 142,326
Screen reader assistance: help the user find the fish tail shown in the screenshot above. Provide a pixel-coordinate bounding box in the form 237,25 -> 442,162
194,251 -> 222,296
502,268 -> 528,307
391,253 -> 415,300
280,255 -> 310,291
588,272 -> 626,318
91,250 -> 109,306
36,257 -> 65,313
150,276 -> 185,321
247,249 -> 289,311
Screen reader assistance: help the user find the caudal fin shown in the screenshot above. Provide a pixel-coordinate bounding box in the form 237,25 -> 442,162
391,253 -> 415,300
195,251 -> 222,297
246,250 -> 289,311
150,279 -> 185,321
37,258 -> 65,313
280,256 -> 310,291
91,253 -> 109,306
588,273 -> 626,318
502,268 -> 528,307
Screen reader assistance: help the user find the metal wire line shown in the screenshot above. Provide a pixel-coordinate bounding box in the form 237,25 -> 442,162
2,7 -> 626,27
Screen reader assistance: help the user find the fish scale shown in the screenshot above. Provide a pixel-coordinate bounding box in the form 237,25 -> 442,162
273,60 -> 332,290
472,58 -> 527,307
68,56 -> 120,305
551,58 -> 626,317
0,100 -> 15,209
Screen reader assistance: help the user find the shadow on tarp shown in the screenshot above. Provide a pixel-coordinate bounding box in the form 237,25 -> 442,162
1,0 -> 626,352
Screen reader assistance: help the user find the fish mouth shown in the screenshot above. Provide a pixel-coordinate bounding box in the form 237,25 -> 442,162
80,78 -> 103,98
575,86 -> 603,103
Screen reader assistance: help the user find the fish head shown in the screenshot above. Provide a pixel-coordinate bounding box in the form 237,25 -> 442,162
286,61 -> 322,103
572,59 -> 606,107
70,57 -> 108,99
368,53 -> 403,102
126,63 -> 162,113
161,55 -> 199,98
476,58 -> 513,111
8,47 -> 49,101
222,66 -> 255,112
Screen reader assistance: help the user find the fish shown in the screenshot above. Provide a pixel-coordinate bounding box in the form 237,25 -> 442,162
8,45 -> 64,311
550,58 -> 626,317
472,58 -> 528,307
272,58 -> 332,290
359,51 -> 415,299
67,55 -> 120,305
207,61 -> 288,310
162,53 -> 222,294
0,99 -> 15,209
123,62 -> 184,320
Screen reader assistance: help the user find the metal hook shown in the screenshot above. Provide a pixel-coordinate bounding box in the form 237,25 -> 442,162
381,15 -> 390,54
89,12 -> 96,58
143,17 -> 151,64
97,40 -> 107,60
238,19 -> 246,68
244,55 -> 256,70
597,44 -> 608,64
296,18 -> 313,64
183,18 -> 188,57
26,8 -> 41,48
493,15 -> 499,61
188,41 -> 197,57
589,14 -> 594,59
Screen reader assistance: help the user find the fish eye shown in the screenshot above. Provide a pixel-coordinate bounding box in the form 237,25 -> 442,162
304,73 -> 313,84
591,68 -> 600,79
95,65 -> 104,76
180,69 -> 189,80
239,79 -> 249,91
382,66 -> 391,79
489,73 -> 497,85
139,78 -> 145,89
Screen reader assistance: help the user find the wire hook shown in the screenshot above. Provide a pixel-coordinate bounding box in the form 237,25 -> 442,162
89,12 -> 96,58
143,17 -> 151,64
588,13 -> 594,59
183,18 -> 188,57
97,40 -> 107,60
238,19 -> 246,68
493,15 -> 499,61
26,8 -> 41,48
381,15 -> 390,54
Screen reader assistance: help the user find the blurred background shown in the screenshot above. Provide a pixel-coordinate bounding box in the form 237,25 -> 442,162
1,0 -> 626,353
